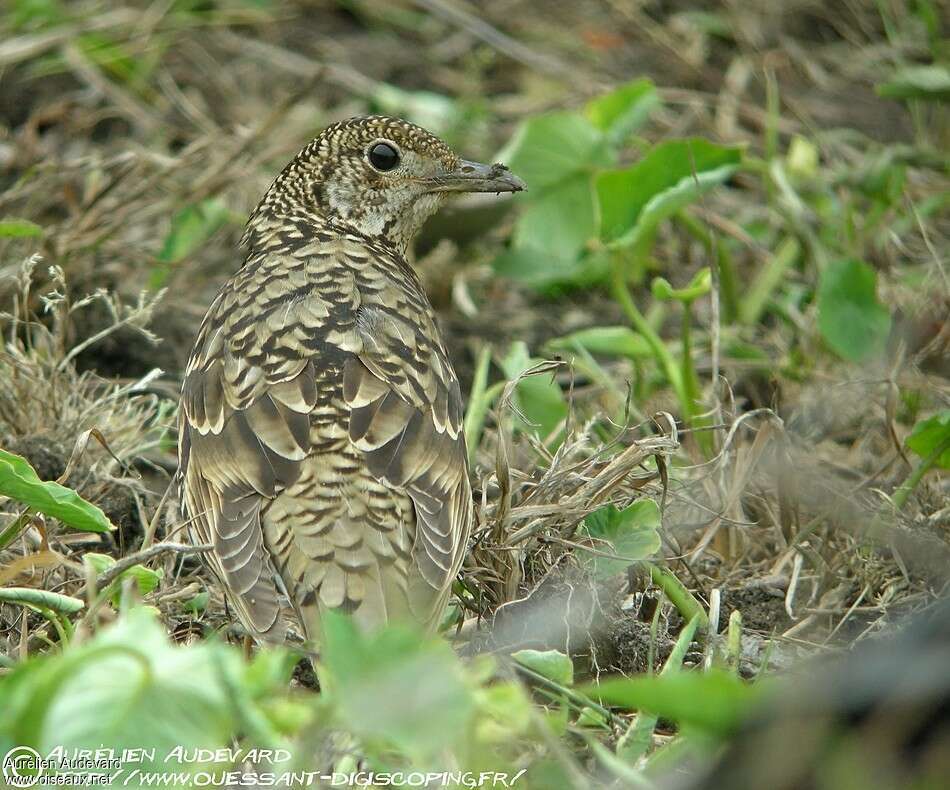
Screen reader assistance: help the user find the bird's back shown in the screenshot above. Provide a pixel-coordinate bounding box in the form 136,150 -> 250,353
178,217 -> 472,642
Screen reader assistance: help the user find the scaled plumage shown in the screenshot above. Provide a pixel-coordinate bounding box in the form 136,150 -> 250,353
178,116 -> 523,644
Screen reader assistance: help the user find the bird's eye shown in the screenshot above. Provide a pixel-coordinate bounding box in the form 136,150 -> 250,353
368,142 -> 400,172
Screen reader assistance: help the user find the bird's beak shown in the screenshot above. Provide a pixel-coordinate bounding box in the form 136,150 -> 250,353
428,160 -> 526,194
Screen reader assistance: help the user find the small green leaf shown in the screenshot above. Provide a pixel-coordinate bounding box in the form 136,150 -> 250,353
906,411 -> 950,469
596,139 -> 742,247
817,259 -> 892,362
512,173 -> 596,260
10,0 -> 64,30
499,342 -> 567,441
512,649 -> 574,687
0,448 -> 113,533
546,326 -> 652,360
0,587 -> 84,614
877,65 -> 950,101
498,112 -> 608,190
182,591 -> 209,614
84,553 -> 162,599
581,500 -> 661,579
651,268 -> 711,303
786,135 -> 819,178
585,78 -> 659,145
158,198 -> 230,264
0,218 -> 43,238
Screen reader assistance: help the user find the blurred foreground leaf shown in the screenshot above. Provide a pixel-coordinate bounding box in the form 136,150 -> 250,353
0,609 -> 248,771
585,669 -> 762,734
817,259 -> 892,362
0,448 -> 113,533
320,611 -> 475,759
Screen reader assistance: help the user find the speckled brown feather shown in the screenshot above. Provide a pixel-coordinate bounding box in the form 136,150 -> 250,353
178,117 -> 479,643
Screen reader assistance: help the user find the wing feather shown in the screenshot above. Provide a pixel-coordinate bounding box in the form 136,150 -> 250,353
180,240 -> 473,640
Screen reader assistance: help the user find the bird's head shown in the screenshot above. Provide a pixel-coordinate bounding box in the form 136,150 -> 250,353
249,115 -> 525,254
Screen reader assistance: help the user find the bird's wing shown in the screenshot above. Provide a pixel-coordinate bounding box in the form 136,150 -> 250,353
178,255 -> 332,640
342,256 -> 472,624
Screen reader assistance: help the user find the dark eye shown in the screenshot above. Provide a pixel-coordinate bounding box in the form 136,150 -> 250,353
368,142 -> 400,171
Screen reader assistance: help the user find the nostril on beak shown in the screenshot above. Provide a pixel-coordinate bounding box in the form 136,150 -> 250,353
460,164 -> 475,174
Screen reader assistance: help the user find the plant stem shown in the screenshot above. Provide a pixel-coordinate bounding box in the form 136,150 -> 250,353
610,257 -> 688,417
647,563 -> 708,626
680,306 -> 713,458
740,236 -> 800,325
676,212 -> 739,323
891,434 -> 950,510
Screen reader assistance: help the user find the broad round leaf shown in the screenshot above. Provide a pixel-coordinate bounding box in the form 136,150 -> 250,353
817,259 -> 892,362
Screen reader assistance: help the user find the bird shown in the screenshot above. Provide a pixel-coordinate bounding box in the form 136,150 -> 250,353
177,115 -> 524,646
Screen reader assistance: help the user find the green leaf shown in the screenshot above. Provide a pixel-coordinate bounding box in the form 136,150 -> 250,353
906,411 -> 950,469
320,612 -> 475,758
493,248 -> 609,291
0,588 -> 84,614
84,553 -> 163,599
817,259 -> 892,362
0,218 -> 43,238
615,615 -> 703,765
158,198 -> 230,264
497,112 -> 609,190
473,681 -> 534,742
499,342 -> 567,440
786,135 -> 819,179
877,65 -> 950,101
580,500 -> 661,579
0,448 -> 113,533
1,608 -> 240,770
512,649 -> 574,687
512,173 -> 596,260
182,591 -> 209,614
585,78 -> 659,145
10,0 -> 64,30
583,669 -> 763,734
547,326 -> 652,360
596,138 -> 742,247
